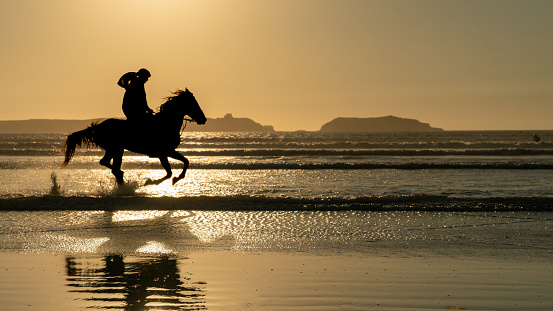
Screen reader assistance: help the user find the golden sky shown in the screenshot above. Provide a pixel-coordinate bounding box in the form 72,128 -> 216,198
1,0 -> 552,131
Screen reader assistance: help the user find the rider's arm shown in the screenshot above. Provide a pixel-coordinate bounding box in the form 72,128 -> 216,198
117,76 -> 126,88
117,72 -> 134,88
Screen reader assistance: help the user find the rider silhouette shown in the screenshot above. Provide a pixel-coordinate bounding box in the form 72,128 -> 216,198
118,68 -> 154,123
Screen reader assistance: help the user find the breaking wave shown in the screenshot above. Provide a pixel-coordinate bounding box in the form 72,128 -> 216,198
3,160 -> 553,170
4,147 -> 553,157
2,194 -> 553,212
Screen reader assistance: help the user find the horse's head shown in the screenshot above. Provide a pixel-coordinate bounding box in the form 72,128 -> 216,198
159,88 -> 207,125
179,88 -> 207,125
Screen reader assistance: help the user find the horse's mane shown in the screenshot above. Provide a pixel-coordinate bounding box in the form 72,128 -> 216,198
157,89 -> 189,114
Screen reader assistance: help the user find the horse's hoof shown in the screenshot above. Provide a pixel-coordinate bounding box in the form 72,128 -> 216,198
144,179 -> 155,186
113,170 -> 124,184
172,177 -> 181,185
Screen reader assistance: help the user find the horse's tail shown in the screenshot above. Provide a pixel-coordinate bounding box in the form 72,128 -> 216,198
61,123 -> 97,167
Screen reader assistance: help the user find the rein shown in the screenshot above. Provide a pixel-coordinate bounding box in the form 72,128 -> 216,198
180,118 -> 194,134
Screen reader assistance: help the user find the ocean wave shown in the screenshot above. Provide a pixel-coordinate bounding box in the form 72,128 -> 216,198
3,160 -> 553,170
1,194 -> 553,211
176,141 -> 553,150
184,148 -> 553,156
3,148 -> 553,157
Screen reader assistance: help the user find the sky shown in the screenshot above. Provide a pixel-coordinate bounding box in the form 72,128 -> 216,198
1,0 -> 553,131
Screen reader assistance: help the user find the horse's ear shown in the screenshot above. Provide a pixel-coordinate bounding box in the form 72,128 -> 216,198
185,88 -> 189,92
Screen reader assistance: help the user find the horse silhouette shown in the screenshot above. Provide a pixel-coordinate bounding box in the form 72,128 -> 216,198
62,89 -> 207,185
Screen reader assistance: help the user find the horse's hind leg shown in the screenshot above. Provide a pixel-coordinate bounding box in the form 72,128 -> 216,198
99,150 -> 113,169
144,157 -> 172,186
168,151 -> 189,185
99,149 -> 123,183
110,149 -> 124,184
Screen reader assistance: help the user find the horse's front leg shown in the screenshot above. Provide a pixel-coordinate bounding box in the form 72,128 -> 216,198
168,151 -> 189,185
144,157 -> 172,186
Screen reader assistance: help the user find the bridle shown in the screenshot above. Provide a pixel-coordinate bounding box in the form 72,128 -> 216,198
176,91 -> 201,134
180,117 -> 195,134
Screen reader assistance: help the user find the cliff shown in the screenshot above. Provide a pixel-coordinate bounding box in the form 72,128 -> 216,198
320,116 -> 443,132
0,114 -> 275,133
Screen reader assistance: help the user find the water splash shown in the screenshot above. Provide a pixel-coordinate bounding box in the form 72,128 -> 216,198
97,180 -> 141,197
50,171 -> 62,196
114,181 -> 141,196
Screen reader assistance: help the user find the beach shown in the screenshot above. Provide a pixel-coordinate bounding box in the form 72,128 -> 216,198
2,251 -> 552,311
3,0 -> 553,308
1,210 -> 552,310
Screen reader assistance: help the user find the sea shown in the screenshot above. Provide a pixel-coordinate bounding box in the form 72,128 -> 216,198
2,130 -> 553,211
1,131 -> 553,310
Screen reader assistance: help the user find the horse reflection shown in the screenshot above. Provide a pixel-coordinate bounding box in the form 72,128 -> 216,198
66,255 -> 206,310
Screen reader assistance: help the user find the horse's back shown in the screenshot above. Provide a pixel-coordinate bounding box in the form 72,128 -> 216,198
98,118 -> 126,127
93,117 -> 180,156
90,118 -> 127,149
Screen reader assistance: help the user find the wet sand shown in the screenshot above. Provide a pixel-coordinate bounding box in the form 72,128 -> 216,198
0,210 -> 552,310
1,251 -> 552,310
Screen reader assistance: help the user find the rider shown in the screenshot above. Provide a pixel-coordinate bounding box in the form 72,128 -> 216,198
117,68 -> 154,123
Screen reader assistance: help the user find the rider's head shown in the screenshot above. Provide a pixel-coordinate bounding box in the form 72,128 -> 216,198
137,68 -> 151,82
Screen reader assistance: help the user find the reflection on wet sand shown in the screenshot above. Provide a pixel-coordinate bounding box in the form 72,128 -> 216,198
65,255 -> 206,310
57,210 -> 225,254
60,211 -> 210,310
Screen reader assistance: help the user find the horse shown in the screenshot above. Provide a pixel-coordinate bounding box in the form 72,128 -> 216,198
61,88 -> 207,185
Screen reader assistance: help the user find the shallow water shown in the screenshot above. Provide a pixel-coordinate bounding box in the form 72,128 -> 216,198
1,209 -> 552,259
2,131 -> 553,211
2,132 -> 553,310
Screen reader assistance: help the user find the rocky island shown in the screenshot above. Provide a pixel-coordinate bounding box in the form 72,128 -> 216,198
320,116 -> 443,132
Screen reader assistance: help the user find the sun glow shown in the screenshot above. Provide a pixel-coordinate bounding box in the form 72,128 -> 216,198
28,233 -> 110,253
180,211 -> 232,243
136,241 -> 174,254
112,210 -> 169,222
138,169 -> 242,198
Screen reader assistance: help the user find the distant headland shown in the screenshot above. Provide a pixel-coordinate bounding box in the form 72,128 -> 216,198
0,114 -> 274,133
320,116 -> 443,132
0,114 -> 443,133
0,119 -> 102,134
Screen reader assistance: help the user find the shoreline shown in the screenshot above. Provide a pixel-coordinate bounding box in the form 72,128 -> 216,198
3,196 -> 553,212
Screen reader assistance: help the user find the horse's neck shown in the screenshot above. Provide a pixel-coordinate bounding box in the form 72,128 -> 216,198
156,112 -> 184,133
